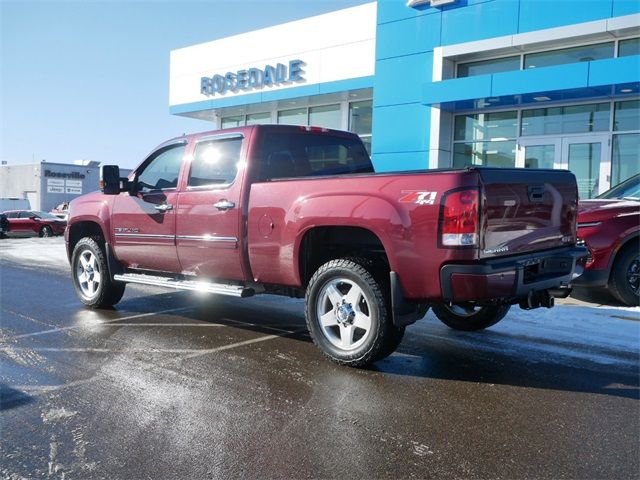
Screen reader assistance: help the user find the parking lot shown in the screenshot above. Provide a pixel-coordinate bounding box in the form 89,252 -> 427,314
1,237 -> 639,479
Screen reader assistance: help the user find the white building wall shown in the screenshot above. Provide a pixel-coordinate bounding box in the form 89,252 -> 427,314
169,2 -> 377,107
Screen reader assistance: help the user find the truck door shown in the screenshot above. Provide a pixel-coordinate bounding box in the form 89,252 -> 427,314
176,133 -> 246,281
111,141 -> 186,273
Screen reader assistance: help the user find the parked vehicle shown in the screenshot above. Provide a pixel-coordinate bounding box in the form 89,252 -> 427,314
50,201 -> 70,220
0,213 -> 9,238
0,198 -> 30,212
65,125 -> 585,367
3,210 -> 67,237
574,174 -> 640,306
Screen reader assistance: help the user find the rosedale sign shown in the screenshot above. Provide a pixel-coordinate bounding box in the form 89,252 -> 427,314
200,59 -> 305,97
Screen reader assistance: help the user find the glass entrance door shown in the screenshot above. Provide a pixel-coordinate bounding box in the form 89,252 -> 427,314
560,135 -> 610,199
517,138 -> 561,169
517,135 -> 610,199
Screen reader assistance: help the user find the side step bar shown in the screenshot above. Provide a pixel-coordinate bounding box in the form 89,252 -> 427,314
113,273 -> 255,298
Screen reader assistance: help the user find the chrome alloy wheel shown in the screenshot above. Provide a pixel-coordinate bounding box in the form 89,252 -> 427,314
76,249 -> 101,298
627,256 -> 640,296
316,278 -> 373,351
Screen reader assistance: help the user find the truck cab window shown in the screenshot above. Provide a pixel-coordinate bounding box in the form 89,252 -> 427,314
137,144 -> 186,192
259,132 -> 374,181
188,137 -> 242,187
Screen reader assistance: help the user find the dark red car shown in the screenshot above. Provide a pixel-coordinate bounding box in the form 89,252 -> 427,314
574,174 -> 640,306
3,210 -> 67,237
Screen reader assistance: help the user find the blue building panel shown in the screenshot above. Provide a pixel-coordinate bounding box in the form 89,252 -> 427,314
372,151 -> 430,173
422,74 -> 492,105
440,0 -> 519,45
612,0 -> 640,16
588,55 -> 640,88
372,0 -> 639,168
491,62 -> 590,97
375,53 -> 433,107
376,0 -> 438,25
376,13 -> 441,60
372,103 -> 430,154
517,0 -> 614,33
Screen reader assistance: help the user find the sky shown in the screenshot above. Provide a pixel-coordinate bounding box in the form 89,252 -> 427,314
1,0 -> 370,168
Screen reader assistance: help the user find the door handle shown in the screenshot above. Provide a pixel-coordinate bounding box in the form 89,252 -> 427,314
154,203 -> 173,212
213,199 -> 235,211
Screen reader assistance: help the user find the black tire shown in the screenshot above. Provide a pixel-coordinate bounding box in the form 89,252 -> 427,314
39,226 -> 53,238
609,243 -> 640,306
432,303 -> 510,331
305,258 -> 404,368
71,237 -> 125,308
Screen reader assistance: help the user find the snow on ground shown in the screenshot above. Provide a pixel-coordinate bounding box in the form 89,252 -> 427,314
1,236 -> 638,370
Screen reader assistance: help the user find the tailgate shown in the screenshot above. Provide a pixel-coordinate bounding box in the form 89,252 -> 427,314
478,168 -> 578,259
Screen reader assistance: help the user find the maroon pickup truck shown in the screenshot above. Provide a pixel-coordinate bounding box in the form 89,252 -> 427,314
66,125 -> 585,367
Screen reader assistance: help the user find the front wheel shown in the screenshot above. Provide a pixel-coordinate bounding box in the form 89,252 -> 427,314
609,244 -> 640,306
72,237 -> 126,308
39,226 -> 53,238
305,258 -> 404,368
432,303 -> 510,331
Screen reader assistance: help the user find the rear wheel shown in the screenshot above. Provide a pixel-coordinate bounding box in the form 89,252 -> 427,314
432,303 -> 510,331
305,258 -> 404,367
609,244 -> 640,306
39,226 -> 53,238
72,237 -> 125,308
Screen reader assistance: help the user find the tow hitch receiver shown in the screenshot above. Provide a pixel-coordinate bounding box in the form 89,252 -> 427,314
519,289 -> 556,310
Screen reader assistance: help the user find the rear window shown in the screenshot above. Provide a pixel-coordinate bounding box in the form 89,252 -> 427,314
258,131 -> 373,181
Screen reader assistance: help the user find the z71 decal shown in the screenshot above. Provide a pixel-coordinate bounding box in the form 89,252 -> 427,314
399,191 -> 438,205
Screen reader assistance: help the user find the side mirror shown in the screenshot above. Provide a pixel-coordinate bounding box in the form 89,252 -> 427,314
29,215 -> 38,220
100,165 -> 129,195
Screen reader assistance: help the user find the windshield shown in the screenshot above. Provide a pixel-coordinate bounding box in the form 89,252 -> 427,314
597,174 -> 640,200
33,211 -> 60,219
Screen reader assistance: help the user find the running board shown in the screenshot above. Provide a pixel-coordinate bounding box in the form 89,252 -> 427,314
113,273 -> 254,298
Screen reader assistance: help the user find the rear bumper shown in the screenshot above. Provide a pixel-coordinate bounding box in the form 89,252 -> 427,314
440,246 -> 588,303
571,267 -> 609,287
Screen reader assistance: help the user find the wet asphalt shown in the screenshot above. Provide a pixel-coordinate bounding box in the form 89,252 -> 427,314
0,239 -> 639,479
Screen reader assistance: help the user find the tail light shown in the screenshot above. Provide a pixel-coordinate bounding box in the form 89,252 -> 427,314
439,188 -> 479,247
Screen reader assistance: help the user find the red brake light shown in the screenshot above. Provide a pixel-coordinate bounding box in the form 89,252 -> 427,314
440,188 -> 479,247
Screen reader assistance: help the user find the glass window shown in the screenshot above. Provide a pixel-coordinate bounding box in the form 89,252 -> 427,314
568,142 -> 602,199
457,56 -> 520,78
137,144 -> 186,191
524,42 -> 614,69
614,100 -> 640,131
309,104 -> 341,129
258,132 -> 373,181
246,112 -> 270,126
618,37 -> 640,57
454,111 -> 517,141
349,100 -> 373,155
18,211 -> 33,218
221,116 -> 244,128
612,134 -> 640,186
278,108 -> 307,126
188,137 -> 243,187
453,141 -> 516,168
521,103 -> 610,136
523,144 -> 556,169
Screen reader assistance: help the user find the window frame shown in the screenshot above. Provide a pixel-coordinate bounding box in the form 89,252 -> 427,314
186,133 -> 245,191
134,140 -> 187,194
455,36 -> 639,79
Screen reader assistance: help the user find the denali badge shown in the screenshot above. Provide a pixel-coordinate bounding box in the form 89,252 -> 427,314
484,245 -> 509,254
399,191 -> 437,205
114,227 -> 140,234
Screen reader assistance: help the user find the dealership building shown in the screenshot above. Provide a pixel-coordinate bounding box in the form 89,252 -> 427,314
0,161 -> 131,212
170,0 -> 639,199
